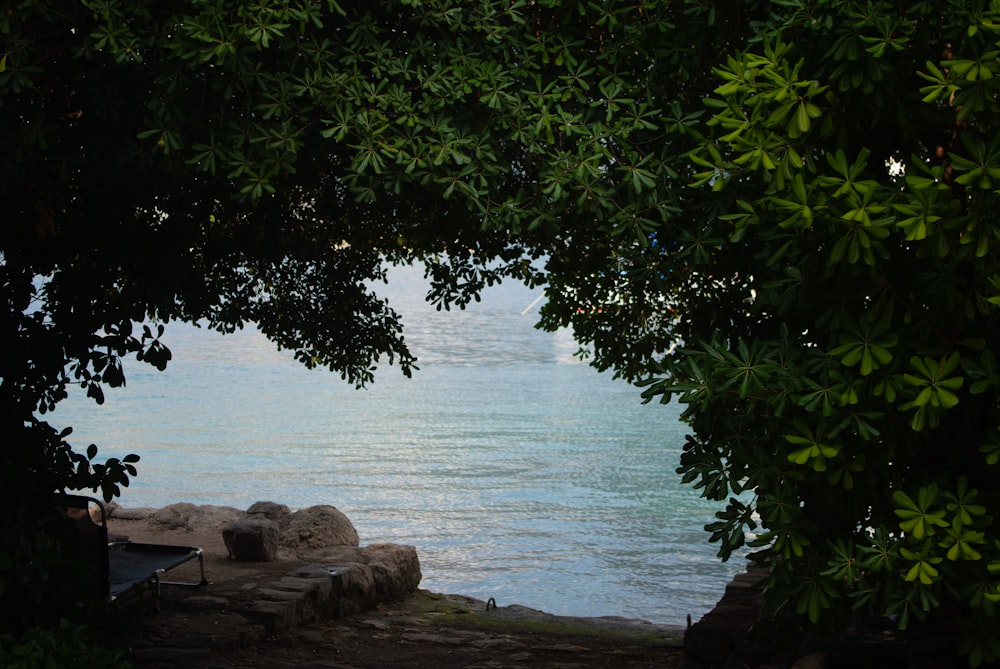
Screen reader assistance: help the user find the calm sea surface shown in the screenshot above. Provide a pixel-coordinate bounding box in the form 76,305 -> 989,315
52,265 -> 745,624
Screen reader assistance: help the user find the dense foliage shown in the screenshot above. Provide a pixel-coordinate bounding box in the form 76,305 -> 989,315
540,1 -> 1000,665
0,1 -> 752,503
6,0 -> 1000,664
0,0 -> 741,637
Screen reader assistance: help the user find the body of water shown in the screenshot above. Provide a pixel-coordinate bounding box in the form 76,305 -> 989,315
52,265 -> 744,625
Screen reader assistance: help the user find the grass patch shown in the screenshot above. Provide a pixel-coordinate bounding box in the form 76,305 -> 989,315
400,591 -> 684,645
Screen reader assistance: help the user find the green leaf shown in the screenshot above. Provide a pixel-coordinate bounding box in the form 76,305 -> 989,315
894,485 -> 949,538
784,420 -> 840,471
899,353 -> 965,426
904,558 -> 940,585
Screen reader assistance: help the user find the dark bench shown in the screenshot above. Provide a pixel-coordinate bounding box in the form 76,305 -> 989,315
59,494 -> 207,602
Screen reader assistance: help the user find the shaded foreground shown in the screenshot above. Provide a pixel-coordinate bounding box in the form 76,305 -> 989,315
107,506 -> 960,668
138,590 -> 685,669
109,512 -> 684,668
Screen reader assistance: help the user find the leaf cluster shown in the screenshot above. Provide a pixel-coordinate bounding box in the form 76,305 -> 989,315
0,0 -> 766,635
10,1 -> 1000,663
564,2 -> 1000,664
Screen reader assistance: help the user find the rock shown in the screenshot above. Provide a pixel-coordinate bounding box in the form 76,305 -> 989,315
151,503 -> 199,530
191,504 -> 244,529
280,505 -> 359,552
245,501 -> 292,530
222,517 -> 280,561
243,599 -> 299,634
360,544 -> 422,600
294,544 -> 421,610
151,502 -> 241,531
325,562 -> 378,616
684,565 -> 765,667
216,502 -> 295,562
683,607 -> 740,665
109,505 -> 156,521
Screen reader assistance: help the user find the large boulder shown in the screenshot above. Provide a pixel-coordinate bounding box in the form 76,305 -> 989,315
360,544 -> 422,600
684,567 -> 767,668
245,501 -> 293,531
222,516 -> 280,562
280,505 -> 359,553
108,505 -> 156,521
150,502 -> 242,531
294,544 -> 422,612
149,502 -> 198,530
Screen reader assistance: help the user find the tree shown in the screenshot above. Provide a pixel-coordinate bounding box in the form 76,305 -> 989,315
16,0 -> 999,664
1,0 -> 753,638
536,2 -> 1000,665
3,0 -> 532,636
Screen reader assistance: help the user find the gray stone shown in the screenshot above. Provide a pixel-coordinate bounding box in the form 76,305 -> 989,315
297,544 -> 367,564
245,501 -> 293,530
326,562 -> 378,616
257,588 -> 302,602
189,504 -> 243,529
152,502 -> 242,531
151,502 -> 199,530
292,563 -> 345,579
109,505 -> 155,520
280,505 -> 360,551
274,575 -> 334,597
222,516 -> 280,562
257,584 -> 327,622
360,543 -> 422,600
684,617 -> 736,664
293,544 -> 421,606
242,599 -> 298,634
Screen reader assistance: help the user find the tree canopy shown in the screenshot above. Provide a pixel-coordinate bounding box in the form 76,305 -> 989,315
6,0 -> 1000,665
537,2 -> 1000,665
2,0 -> 745,639
3,0 -> 753,498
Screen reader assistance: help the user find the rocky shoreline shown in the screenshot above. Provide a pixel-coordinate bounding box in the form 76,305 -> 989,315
101,499 -> 691,667
102,499 -> 936,669
103,499 -> 695,632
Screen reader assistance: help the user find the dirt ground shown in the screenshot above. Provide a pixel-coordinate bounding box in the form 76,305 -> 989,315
195,595 -> 687,669
110,515 -> 688,669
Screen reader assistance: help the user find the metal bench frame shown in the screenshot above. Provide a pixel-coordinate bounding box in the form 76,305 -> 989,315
60,494 -> 207,603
